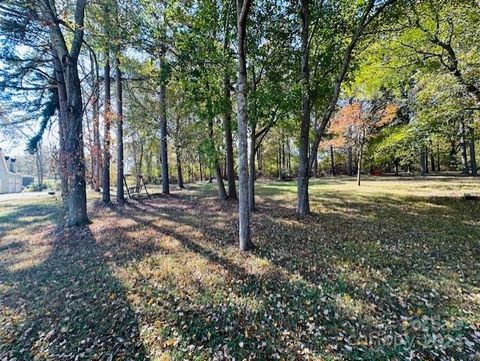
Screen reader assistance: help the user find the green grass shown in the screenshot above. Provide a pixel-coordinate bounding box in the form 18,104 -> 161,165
1,177 -> 480,360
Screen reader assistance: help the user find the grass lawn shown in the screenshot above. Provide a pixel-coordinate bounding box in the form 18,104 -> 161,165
1,177 -> 480,360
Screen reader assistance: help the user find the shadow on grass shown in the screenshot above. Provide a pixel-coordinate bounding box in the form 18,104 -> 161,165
0,202 -> 60,238
117,190 -> 479,359
0,218 -> 150,359
1,182 -> 479,359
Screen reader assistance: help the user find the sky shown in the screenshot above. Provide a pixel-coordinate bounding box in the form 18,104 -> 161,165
0,123 -> 58,158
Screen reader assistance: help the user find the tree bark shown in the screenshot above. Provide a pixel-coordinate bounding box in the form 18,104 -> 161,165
460,122 -> 469,174
437,143 -> 441,172
63,56 -> 88,225
90,50 -> 101,192
199,152 -> 203,181
223,68 -> 237,199
236,0 -> 254,251
208,117 -> 228,200
174,117 -> 185,188
470,126 -> 477,176
40,0 -> 88,226
313,154 -> 318,178
277,141 -> 282,179
357,146 -> 363,186
357,131 -> 365,186
248,122 -> 256,211
248,64 -> 259,212
449,140 -> 457,170
115,55 -> 125,203
35,144 -> 44,187
297,0 -> 311,216
176,149 -> 185,188
425,147 -> 429,173
52,52 -> 69,201
159,65 -> 170,194
330,145 -> 335,176
430,150 -> 435,172
102,48 -> 112,203
347,146 -> 353,176
257,145 -> 263,177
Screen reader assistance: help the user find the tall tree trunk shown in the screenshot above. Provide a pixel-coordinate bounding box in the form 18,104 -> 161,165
287,139 -> 292,175
174,117 -> 185,189
430,150 -> 435,172
64,58 -> 88,225
222,2 -> 237,200
425,147 -> 429,173
437,143 -> 441,172
90,50 -> 101,192
199,152 -> 203,181
347,146 -> 353,176
470,126 -> 477,176
357,146 -> 363,186
297,0 -> 310,216
313,154 -> 318,178
248,65 -> 258,212
256,145 -> 262,176
236,0 -> 254,251
41,0 -> 88,225
278,140 -> 283,180
52,53 -> 69,201
330,145 -> 335,176
449,140 -> 457,170
460,122 -> 469,174
145,151 -> 152,183
115,55 -> 125,203
36,144 -> 44,187
357,132 -> 365,186
176,149 -> 185,189
223,73 -> 237,200
102,48 -> 112,203
248,122 -> 256,211
136,142 -> 144,187
159,78 -> 169,194
208,117 -> 228,200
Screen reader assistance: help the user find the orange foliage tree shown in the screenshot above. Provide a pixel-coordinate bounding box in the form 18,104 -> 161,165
329,101 -> 398,185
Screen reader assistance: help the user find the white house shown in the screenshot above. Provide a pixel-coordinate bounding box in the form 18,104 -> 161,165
0,148 -> 23,194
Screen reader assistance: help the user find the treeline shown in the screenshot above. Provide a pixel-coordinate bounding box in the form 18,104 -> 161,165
0,0 -> 478,249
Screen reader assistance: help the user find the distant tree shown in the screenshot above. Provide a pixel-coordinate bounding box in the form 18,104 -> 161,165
330,101 -> 398,185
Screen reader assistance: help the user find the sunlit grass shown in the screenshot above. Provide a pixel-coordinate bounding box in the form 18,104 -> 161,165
1,178 -> 480,360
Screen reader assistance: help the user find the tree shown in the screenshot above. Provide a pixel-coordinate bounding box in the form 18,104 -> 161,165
236,0 -> 254,251
222,0 -> 238,200
102,31 -> 112,203
330,101 -> 398,185
40,0 -> 89,225
297,0 -> 399,215
113,0 -> 125,203
0,0 -> 89,225
297,0 -> 311,216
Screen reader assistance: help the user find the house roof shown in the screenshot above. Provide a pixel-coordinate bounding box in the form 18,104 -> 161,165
0,147 -> 19,176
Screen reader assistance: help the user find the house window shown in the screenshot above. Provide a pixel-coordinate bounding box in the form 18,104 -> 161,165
9,159 -> 16,173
